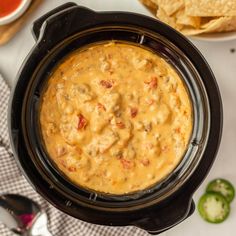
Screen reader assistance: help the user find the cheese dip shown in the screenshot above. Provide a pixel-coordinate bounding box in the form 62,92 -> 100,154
40,42 -> 193,194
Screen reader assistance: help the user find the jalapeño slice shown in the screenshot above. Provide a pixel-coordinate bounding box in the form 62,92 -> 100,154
198,192 -> 230,223
206,178 -> 235,203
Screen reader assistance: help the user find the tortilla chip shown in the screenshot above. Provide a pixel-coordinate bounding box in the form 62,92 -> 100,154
139,0 -> 158,14
139,0 -> 236,36
200,17 -> 215,25
176,8 -> 201,28
182,16 -> 236,35
156,7 -> 183,30
202,16 -> 236,31
152,0 -> 184,16
185,0 -> 236,17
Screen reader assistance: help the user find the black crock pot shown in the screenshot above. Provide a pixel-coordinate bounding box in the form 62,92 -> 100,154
9,3 -> 223,235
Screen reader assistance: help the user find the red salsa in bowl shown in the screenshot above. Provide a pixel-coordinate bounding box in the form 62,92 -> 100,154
0,0 -> 22,18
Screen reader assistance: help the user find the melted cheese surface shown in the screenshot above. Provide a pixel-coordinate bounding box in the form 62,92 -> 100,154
40,42 -> 192,194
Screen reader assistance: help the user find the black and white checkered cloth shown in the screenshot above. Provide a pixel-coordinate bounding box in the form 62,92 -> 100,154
0,74 -> 149,236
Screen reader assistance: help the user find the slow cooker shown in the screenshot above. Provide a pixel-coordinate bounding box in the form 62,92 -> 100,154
9,3 -> 223,234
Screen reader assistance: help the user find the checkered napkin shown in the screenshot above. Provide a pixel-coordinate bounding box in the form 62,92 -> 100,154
0,74 -> 149,236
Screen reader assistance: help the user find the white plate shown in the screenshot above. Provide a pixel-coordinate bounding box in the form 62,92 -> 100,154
0,0 -> 32,26
191,31 -> 236,42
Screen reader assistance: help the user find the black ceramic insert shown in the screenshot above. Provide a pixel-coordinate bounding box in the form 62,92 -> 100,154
9,3 -> 223,235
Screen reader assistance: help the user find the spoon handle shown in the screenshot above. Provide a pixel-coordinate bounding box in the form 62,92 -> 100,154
36,229 -> 52,236
29,227 -> 53,236
29,213 -> 53,236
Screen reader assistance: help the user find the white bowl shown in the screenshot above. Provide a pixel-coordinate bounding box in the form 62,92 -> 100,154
190,31 -> 236,42
0,0 -> 32,26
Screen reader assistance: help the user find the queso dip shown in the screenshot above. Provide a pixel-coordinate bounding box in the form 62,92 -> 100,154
40,42 -> 192,194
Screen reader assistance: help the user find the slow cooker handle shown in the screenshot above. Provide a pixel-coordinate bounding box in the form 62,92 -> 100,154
32,2 -> 78,40
134,196 -> 195,235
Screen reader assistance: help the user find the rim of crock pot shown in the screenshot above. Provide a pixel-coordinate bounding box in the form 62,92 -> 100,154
8,6 -> 222,220
21,26 -> 210,210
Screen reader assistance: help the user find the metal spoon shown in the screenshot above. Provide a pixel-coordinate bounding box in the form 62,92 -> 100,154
0,194 -> 52,236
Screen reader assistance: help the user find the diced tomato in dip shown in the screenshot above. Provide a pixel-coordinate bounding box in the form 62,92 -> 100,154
77,114 -> 87,130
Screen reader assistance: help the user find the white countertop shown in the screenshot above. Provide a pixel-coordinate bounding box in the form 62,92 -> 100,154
0,0 -> 236,235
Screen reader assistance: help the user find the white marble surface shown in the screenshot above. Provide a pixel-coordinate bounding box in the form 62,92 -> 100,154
0,0 -> 236,235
